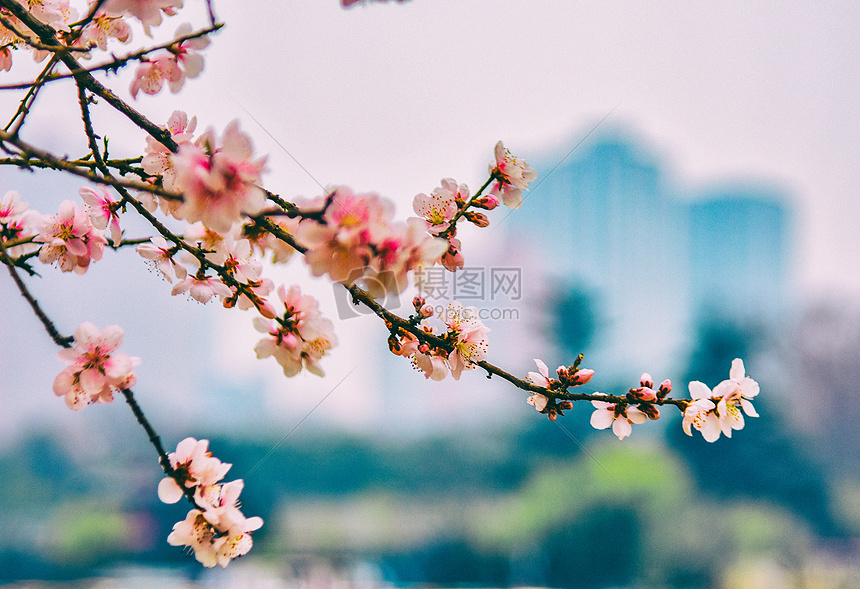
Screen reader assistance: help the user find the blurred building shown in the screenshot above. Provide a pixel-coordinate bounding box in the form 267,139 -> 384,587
514,129 -> 791,378
687,189 -> 790,321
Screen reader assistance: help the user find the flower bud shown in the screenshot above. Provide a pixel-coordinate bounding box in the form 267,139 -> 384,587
257,299 -> 278,319
640,373 -> 654,389
548,409 -> 558,421
420,304 -> 434,318
464,210 -> 490,228
471,194 -> 500,210
568,368 -> 594,386
628,387 -> 657,403
387,335 -> 401,353
418,343 -> 430,354
412,295 -> 426,311
556,365 -> 569,381
559,400 -> 573,411
657,379 -> 672,398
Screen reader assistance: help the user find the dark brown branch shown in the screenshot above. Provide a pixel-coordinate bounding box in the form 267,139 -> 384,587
0,24 -> 222,92
0,0 -> 179,151
0,129 -> 180,199
0,237 -> 71,347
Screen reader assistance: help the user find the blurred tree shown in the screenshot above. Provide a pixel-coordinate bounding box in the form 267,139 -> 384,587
549,282 -> 598,357
668,311 -> 843,537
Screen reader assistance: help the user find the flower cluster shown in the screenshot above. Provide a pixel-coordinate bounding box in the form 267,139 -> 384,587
409,143 -> 535,272
589,373 -> 671,439
0,190 -> 39,258
253,284 -> 338,377
103,0 -> 182,36
79,185 -> 123,245
35,200 -> 108,275
0,0 -> 72,67
158,438 -> 263,568
294,188 -> 447,297
141,110 -> 197,201
129,23 -> 209,98
170,120 -> 267,233
526,357 -> 595,420
683,359 -> 760,442
77,6 -> 131,52
389,300 -> 489,381
53,322 -> 139,410
489,140 -> 538,209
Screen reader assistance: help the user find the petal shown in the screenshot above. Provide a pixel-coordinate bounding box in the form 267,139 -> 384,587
590,409 -> 613,430
729,358 -> 746,381
612,418 -> 632,440
688,380 -> 712,400
740,398 -> 759,417
534,358 -> 549,378
158,477 -> 185,504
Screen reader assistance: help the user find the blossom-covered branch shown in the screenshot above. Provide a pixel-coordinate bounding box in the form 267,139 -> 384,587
0,0 -> 761,569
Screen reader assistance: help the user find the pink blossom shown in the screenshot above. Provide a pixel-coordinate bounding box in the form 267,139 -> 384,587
136,235 -> 187,283
79,185 -> 122,245
171,274 -> 232,304
413,350 -> 449,381
129,24 -> 209,98
0,191 -> 40,257
53,322 -> 139,410
254,285 -> 337,377
412,178 -> 464,234
681,360 -> 759,442
295,188 -> 390,284
207,236 -> 274,313
527,358 -> 551,388
78,11 -> 131,51
35,200 -> 107,274
439,236 -> 464,272
167,502 -> 262,568
295,188 -> 445,296
362,218 -> 447,298
142,110 -> 197,200
713,358 -> 760,437
590,395 -> 647,440
103,0 -> 183,36
444,302 -> 489,380
243,217 -> 298,264
171,121 -> 267,233
682,382 -> 721,442
489,141 -> 537,209
157,437 -> 231,504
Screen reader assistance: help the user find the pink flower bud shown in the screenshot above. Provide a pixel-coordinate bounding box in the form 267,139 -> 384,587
420,304 -> 434,318
570,368 -> 594,386
628,387 -> 657,403
412,295 -> 425,310
418,343 -> 430,354
471,194 -> 500,210
658,379 -> 672,397
640,373 -> 654,389
257,300 -> 278,319
464,211 -> 490,228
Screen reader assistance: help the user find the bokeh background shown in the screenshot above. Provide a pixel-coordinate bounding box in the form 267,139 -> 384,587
1,1 -> 859,587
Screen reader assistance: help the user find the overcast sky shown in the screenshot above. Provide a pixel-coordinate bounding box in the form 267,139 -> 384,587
195,0 -> 858,297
